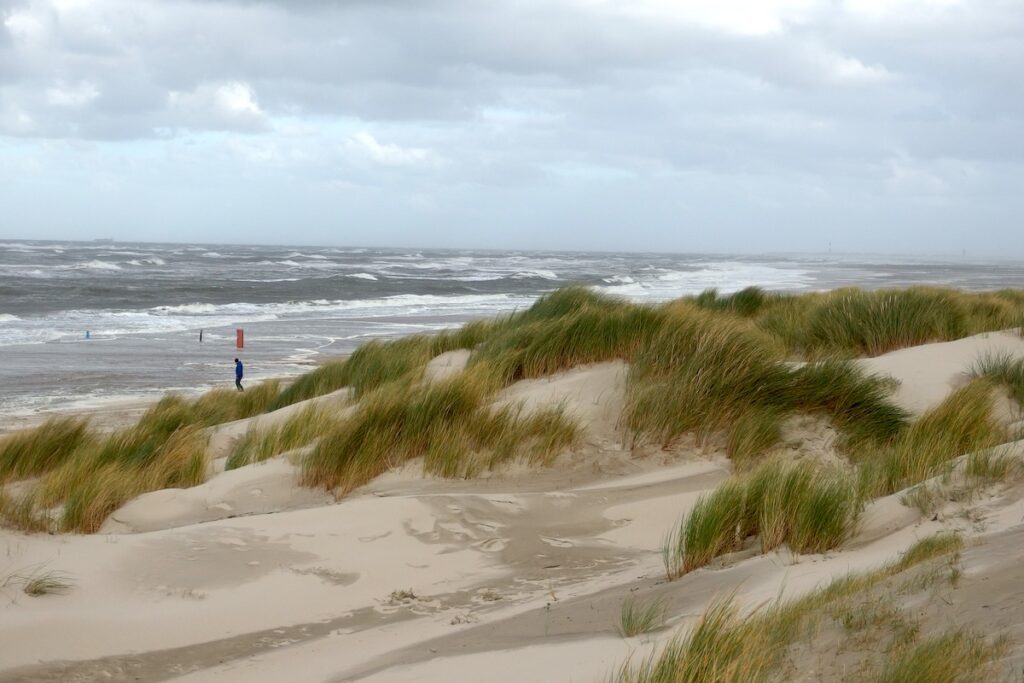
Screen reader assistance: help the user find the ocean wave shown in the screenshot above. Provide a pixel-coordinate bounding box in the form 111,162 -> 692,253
0,313 -> 20,322
73,260 -> 122,271
596,263 -> 812,300
512,269 -> 559,280
201,252 -> 224,258
126,257 -> 167,266
0,292 -> 530,347
346,273 -> 378,281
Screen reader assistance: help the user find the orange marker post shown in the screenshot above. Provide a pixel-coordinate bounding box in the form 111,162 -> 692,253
236,328 -> 244,349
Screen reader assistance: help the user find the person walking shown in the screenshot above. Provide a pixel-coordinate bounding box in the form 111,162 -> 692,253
234,358 -> 244,391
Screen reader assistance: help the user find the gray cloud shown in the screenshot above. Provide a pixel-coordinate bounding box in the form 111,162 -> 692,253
0,0 -> 1022,254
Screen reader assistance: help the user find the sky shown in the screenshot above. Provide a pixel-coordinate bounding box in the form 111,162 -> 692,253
0,0 -> 1022,255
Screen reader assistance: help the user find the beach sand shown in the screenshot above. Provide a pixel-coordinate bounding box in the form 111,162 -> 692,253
2,331 -> 1024,682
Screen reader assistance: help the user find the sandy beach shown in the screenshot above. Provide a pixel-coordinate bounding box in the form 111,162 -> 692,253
3,321 -> 1024,682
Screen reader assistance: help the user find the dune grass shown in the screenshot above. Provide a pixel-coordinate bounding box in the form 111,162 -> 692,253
267,320 -> 499,411
726,408 -> 783,465
664,459 -> 860,578
618,596 -> 667,638
21,569 -> 75,597
269,360 -> 350,411
0,417 -> 92,481
964,448 -> 1021,483
692,286 -> 779,317
616,533 -> 975,683
5,285 -> 1022,535
471,296 -> 665,386
857,380 -> 1005,498
772,287 -> 1024,358
972,351 -> 1024,405
302,371 -> 581,494
227,405 -> 337,470
865,629 -> 1009,683
625,306 -> 907,450
0,490 -> 49,533
38,424 -> 208,533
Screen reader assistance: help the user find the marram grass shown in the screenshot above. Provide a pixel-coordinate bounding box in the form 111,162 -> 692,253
615,533 -> 979,683
618,596 -> 667,638
857,380 -> 1005,498
5,285 -> 1024,535
227,405 -> 336,470
0,417 -> 92,481
302,371 -> 580,494
664,459 -> 860,578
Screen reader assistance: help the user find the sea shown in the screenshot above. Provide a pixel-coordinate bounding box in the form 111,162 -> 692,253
2,239 -> 1024,421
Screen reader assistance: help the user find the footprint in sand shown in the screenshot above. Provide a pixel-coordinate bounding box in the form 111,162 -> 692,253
540,536 -> 574,548
476,538 -> 507,552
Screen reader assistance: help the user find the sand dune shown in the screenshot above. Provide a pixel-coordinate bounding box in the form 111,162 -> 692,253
2,331 -> 1024,682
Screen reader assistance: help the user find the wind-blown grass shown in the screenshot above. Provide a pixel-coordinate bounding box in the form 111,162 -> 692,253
268,321 -> 499,411
692,286 -> 779,317
627,307 -> 907,450
269,360 -> 350,411
302,372 -> 580,494
615,533 -> 975,683
0,417 -> 92,481
471,294 -> 664,386
866,629 -> 1010,683
227,405 -> 336,470
764,287 -> 1024,358
664,459 -> 859,578
618,596 -> 667,638
858,380 -> 1005,498
725,408 -> 783,465
38,424 -> 208,533
21,569 -> 75,597
972,351 -> 1024,405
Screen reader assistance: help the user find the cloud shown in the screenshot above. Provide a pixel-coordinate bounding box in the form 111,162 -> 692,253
45,80 -> 99,107
167,81 -> 267,132
344,131 -> 437,167
0,0 -> 1022,254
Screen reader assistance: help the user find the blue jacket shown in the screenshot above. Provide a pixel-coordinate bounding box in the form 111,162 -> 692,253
235,361 -> 244,379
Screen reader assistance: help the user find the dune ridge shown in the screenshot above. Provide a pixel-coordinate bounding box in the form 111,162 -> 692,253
2,286 -> 1024,682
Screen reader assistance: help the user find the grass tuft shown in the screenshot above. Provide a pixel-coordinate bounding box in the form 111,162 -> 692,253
616,532 -> 976,683
726,408 -> 782,465
665,459 -> 859,578
858,380 -> 1005,498
0,417 -> 92,481
972,351 -> 1024,405
21,569 -> 75,597
302,372 -> 580,494
865,629 -> 1009,683
227,405 -> 336,470
618,595 -> 667,638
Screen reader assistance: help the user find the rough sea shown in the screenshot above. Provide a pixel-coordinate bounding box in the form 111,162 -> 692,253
2,239 -> 1024,419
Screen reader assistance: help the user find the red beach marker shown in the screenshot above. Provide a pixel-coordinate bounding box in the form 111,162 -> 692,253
236,328 -> 244,349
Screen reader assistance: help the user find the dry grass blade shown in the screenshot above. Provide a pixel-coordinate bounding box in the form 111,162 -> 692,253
18,568 -> 75,597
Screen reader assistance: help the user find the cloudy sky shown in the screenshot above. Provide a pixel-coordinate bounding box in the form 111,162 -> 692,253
0,0 -> 1022,254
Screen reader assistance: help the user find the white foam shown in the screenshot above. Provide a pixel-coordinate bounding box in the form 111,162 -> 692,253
513,269 -> 559,280
74,259 -> 122,271
596,262 -> 812,300
0,293 -> 530,347
347,273 -> 378,281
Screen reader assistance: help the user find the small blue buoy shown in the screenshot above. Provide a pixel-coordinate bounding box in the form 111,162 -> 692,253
85,330 -> 91,340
